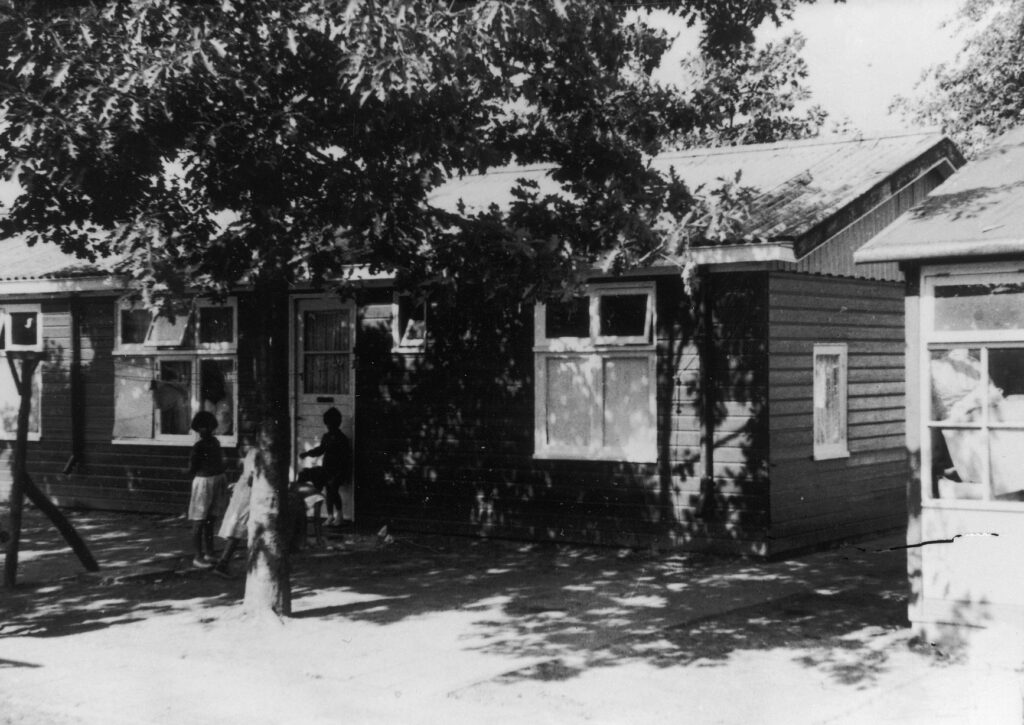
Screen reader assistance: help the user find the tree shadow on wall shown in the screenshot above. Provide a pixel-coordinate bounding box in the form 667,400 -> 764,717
355,283 -> 676,549
669,272 -> 770,553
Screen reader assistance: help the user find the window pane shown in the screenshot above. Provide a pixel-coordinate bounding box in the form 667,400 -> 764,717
934,283 -> 1024,331
545,297 -> 589,338
303,310 -> 350,351
9,312 -> 38,347
930,348 -> 983,422
599,294 -> 648,338
0,360 -> 40,435
304,354 -> 350,394
155,360 -> 192,435
120,309 -> 151,345
602,357 -> 653,454
147,312 -> 191,347
935,428 -> 987,498
814,353 -> 845,446
113,356 -> 153,439
990,430 -> 1024,499
987,348 -> 1024,423
200,358 -> 235,436
545,357 -> 591,447
199,307 -> 234,346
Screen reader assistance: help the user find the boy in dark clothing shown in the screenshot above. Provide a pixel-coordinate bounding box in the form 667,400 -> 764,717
298,407 -> 351,526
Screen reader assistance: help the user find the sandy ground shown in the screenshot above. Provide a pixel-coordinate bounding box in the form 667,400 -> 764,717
1,511 -> 1023,724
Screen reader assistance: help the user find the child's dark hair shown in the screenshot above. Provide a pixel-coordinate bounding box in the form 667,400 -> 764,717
190,410 -> 219,434
323,407 -> 342,428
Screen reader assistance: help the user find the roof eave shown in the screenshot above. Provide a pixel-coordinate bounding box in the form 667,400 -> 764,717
855,236 -> 1024,264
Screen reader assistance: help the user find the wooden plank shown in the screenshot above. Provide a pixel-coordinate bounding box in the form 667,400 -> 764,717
769,324 -> 906,342
770,339 -> 904,356
769,273 -> 903,299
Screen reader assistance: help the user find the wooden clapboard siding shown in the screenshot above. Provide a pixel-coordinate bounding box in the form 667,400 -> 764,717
767,272 -> 907,555
356,273 -> 771,554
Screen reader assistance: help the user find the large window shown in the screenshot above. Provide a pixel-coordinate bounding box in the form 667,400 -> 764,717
113,298 -> 237,445
923,268 -> 1024,502
0,304 -> 42,440
813,343 -> 848,460
534,283 -> 656,462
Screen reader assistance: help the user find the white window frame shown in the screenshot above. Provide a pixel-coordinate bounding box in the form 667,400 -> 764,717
533,282 -> 657,462
0,303 -> 43,441
812,343 -> 849,461
920,262 -> 1024,507
113,297 -> 238,446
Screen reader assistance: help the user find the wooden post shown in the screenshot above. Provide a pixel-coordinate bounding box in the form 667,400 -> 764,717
3,351 -> 98,587
4,353 -> 39,588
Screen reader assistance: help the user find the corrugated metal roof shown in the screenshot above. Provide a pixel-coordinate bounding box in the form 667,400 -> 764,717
856,126 -> 1024,264
0,235 -> 114,281
432,131 -> 948,243
0,131 -> 947,283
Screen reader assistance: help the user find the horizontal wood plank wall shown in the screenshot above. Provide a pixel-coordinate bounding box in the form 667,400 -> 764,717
352,277 -> 772,554
700,272 -> 770,553
767,272 -> 906,555
0,295 -> 244,514
355,284 -> 675,549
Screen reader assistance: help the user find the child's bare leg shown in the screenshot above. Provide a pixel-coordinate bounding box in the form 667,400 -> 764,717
191,521 -> 210,567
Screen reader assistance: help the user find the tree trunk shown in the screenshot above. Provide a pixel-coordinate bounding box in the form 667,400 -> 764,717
243,280 -> 292,617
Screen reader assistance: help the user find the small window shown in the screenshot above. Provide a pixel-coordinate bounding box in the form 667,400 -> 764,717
0,306 -> 42,352
545,297 -> 590,339
198,304 -> 235,348
145,310 -> 193,347
393,296 -> 433,350
596,291 -> 652,344
0,304 -> 43,440
813,343 -> 849,460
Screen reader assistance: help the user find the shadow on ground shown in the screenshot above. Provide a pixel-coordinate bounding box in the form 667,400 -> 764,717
1,508 -> 937,688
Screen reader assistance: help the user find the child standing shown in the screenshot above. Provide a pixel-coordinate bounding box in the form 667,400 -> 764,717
212,445 -> 256,578
186,410 -> 226,569
298,407 -> 351,526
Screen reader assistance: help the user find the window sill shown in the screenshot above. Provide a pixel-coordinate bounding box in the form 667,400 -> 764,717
533,449 -> 657,465
813,449 -> 850,462
112,436 -> 237,448
0,433 -> 41,442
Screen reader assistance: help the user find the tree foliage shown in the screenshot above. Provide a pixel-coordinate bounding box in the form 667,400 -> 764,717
0,0 -> 832,306
673,32 -> 828,147
893,0 -> 1024,157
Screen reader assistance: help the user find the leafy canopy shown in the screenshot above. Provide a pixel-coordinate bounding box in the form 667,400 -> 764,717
0,0 -> 829,306
893,0 -> 1024,157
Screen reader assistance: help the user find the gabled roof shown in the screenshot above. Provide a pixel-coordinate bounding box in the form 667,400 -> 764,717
856,126 -> 1024,264
0,131 -> 956,286
432,131 -> 955,247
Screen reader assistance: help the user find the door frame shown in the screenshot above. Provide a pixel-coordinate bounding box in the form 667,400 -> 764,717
288,293 -> 357,516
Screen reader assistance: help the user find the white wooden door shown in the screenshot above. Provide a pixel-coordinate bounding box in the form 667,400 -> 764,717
294,297 -> 356,520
